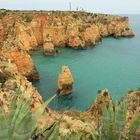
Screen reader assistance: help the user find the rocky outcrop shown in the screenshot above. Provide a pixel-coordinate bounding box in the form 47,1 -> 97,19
85,89 -> 110,126
121,89 -> 140,134
0,55 -> 42,114
96,15 -> 134,38
43,35 -> 55,55
57,65 -> 74,96
67,24 -> 101,48
2,48 -> 39,80
85,88 -> 140,136
43,42 -> 55,55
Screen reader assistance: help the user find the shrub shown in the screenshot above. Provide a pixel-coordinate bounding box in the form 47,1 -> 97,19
0,9 -> 7,18
24,15 -> 33,22
72,13 -> 79,19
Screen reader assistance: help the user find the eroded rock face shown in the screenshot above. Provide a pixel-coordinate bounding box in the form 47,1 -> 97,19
16,22 -> 38,51
0,11 -> 134,78
43,35 -> 56,55
57,65 -> 74,96
0,55 -> 42,114
2,48 -> 39,80
43,42 -> 55,55
85,89 -> 110,125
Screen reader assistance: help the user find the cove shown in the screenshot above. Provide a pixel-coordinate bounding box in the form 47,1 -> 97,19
31,15 -> 140,111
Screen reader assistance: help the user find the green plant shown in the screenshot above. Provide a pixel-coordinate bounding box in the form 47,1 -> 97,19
0,9 -> 7,18
0,87 -> 57,140
129,111 -> 140,135
72,13 -> 78,19
0,87 -> 140,140
24,15 -> 33,22
33,121 -> 60,140
90,98 -> 140,140
60,131 -> 93,140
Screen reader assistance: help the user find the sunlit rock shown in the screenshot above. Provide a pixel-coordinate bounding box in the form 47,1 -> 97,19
57,65 -> 74,96
43,35 -> 56,55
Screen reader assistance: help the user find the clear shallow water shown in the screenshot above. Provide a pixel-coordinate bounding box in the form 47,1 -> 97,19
32,15 -> 140,111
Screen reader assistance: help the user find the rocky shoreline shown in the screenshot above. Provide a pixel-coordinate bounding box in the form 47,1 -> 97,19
0,9 -> 139,137
0,10 -> 134,79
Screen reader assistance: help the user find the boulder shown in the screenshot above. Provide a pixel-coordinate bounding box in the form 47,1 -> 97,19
57,65 -> 74,96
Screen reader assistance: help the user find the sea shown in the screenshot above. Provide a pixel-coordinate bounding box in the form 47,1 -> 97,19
31,15 -> 140,111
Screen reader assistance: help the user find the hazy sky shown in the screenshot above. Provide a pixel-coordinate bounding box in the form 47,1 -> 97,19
0,0 -> 140,14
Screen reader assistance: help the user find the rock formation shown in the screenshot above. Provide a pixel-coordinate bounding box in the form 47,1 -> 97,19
2,48 -> 39,80
0,55 -> 43,114
43,35 -> 56,55
57,65 -> 74,96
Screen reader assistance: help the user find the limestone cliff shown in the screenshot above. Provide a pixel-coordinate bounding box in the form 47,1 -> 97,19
0,55 -> 42,114
0,11 -> 134,78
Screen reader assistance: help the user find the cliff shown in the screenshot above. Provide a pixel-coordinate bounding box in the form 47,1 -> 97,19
0,11 -> 134,78
0,11 -> 134,79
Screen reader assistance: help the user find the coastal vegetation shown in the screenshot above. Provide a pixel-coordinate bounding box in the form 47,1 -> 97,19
23,15 -> 33,22
0,87 -> 58,140
0,87 -> 139,140
90,98 -> 140,140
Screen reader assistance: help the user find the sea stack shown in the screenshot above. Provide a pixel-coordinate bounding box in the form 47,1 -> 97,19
43,35 -> 55,55
57,65 -> 74,96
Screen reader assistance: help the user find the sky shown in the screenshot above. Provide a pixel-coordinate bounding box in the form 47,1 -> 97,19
0,0 -> 140,14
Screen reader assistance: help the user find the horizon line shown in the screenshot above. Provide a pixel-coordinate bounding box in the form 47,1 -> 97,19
0,8 -> 140,15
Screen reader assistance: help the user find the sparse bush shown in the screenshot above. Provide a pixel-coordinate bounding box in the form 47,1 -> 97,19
0,9 -> 7,18
72,13 -> 79,19
24,15 -> 33,22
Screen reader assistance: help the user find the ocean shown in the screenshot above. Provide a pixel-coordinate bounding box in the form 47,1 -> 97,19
31,15 -> 140,111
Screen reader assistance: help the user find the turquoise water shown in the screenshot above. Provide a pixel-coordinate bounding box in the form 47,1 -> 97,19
32,15 -> 140,111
